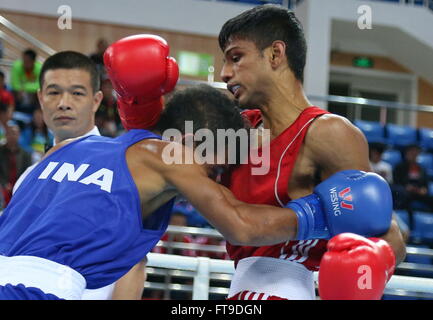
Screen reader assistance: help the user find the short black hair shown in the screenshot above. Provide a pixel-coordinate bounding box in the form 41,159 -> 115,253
39,51 -> 100,92
23,49 -> 37,61
157,84 -> 245,134
405,144 -> 421,153
0,70 -> 4,79
369,142 -> 386,154
219,4 -> 307,82
156,84 -> 247,163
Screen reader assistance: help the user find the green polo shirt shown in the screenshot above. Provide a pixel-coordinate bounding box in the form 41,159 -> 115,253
10,59 -> 42,93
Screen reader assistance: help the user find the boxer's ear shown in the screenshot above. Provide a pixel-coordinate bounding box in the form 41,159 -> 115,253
269,40 -> 286,69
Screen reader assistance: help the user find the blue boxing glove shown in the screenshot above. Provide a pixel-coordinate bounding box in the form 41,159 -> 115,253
285,170 -> 392,240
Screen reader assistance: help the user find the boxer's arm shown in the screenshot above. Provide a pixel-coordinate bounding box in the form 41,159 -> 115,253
111,259 -> 147,300
307,114 -> 406,263
380,215 -> 407,264
139,140 -> 298,246
167,166 -> 299,246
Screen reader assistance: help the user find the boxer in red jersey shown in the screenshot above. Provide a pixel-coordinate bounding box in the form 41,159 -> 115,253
219,5 -> 406,300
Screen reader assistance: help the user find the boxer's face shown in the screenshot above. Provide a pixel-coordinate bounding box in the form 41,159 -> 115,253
221,38 -> 272,109
38,68 -> 103,143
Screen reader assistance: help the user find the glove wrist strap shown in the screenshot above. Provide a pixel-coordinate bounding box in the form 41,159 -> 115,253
286,194 -> 329,240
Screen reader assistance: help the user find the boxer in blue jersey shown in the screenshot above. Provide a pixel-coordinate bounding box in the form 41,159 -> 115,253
0,36 -> 395,300
11,51 -> 146,300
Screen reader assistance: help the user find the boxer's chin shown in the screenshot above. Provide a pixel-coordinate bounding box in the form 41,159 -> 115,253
237,98 -> 260,110
237,92 -> 266,110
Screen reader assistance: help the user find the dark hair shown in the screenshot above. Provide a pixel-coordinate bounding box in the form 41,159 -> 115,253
157,84 -> 245,134
156,84 -> 247,163
405,144 -> 421,153
0,101 -> 7,113
369,142 -> 386,154
0,70 -> 4,79
23,49 -> 37,61
218,4 -> 307,82
39,51 -> 100,92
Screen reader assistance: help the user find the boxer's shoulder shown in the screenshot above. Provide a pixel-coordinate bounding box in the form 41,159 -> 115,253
307,113 -> 358,138
42,136 -> 81,159
302,114 -> 370,177
304,114 -> 366,153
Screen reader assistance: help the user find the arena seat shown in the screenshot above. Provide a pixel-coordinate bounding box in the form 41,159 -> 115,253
386,124 -> 417,149
419,128 -> 433,151
429,182 -> 433,196
417,152 -> 433,179
382,149 -> 402,168
395,209 -> 410,226
353,120 -> 386,144
410,211 -> 433,243
405,244 -> 433,265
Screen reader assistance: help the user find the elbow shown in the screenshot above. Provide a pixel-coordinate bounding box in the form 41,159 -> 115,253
225,231 -> 255,246
393,237 -> 407,265
383,219 -> 407,265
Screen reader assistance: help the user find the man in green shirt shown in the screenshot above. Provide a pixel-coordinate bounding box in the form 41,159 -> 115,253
10,49 -> 42,114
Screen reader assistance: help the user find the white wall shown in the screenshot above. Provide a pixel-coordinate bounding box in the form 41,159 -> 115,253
2,0 -> 432,99
0,0 -> 255,36
295,0 -> 433,105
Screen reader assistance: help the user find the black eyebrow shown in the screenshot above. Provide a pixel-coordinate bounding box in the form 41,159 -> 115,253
70,85 -> 88,92
45,84 -> 88,92
45,84 -> 61,90
224,46 -> 240,58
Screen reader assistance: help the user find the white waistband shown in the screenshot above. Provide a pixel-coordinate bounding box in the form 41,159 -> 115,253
229,257 -> 316,300
0,255 -> 86,300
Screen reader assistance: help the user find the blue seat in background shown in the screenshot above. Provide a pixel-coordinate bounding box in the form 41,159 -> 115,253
382,294 -> 420,300
382,149 -> 402,168
410,211 -> 433,242
395,209 -> 409,227
353,120 -> 386,144
386,124 -> 417,149
429,182 -> 433,196
417,152 -> 433,179
419,128 -> 433,151
405,244 -> 432,265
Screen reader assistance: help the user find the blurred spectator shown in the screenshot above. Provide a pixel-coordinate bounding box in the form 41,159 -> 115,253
96,78 -> 121,137
369,142 -> 393,183
19,107 -> 53,163
10,49 -> 41,115
89,38 -> 109,79
0,70 -> 15,114
392,144 -> 433,229
0,101 -> 13,146
174,199 -> 213,228
0,122 -> 32,206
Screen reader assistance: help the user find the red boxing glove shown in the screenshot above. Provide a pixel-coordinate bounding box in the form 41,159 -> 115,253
103,34 -> 179,130
318,233 -> 396,300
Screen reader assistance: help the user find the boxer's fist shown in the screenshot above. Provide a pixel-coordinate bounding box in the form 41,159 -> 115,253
318,233 -> 395,300
104,34 -> 179,130
285,170 -> 392,240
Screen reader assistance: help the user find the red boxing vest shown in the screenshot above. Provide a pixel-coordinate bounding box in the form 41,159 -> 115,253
224,106 -> 329,271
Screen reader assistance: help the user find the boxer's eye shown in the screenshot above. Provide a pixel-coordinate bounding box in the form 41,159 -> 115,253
232,55 -> 240,63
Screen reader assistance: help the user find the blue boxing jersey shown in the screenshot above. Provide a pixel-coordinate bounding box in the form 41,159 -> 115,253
0,129 -> 174,289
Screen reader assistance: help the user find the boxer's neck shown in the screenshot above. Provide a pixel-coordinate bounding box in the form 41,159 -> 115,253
260,80 -> 311,139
